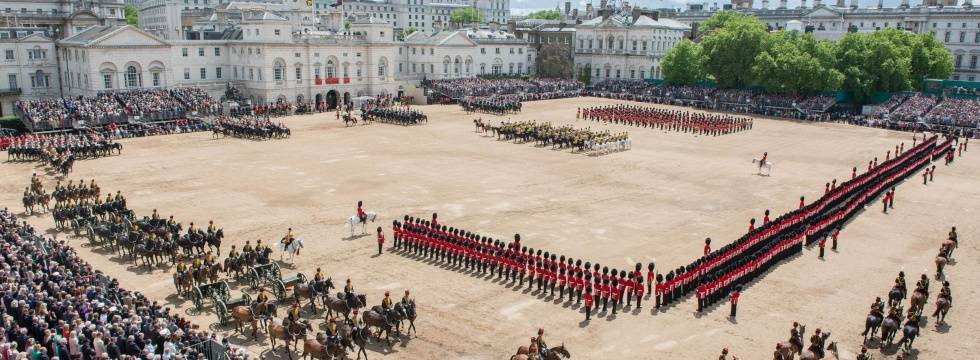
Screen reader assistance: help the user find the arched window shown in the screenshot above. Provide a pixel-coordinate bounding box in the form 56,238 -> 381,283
454,58 -> 461,76
378,59 -> 387,78
326,60 -> 336,78
126,66 -> 139,88
273,62 -> 285,81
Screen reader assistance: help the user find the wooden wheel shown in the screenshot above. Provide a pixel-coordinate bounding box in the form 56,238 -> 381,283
86,227 -> 96,246
248,268 -> 260,290
192,287 -> 204,310
272,279 -> 286,302
297,273 -> 307,283
71,220 -> 80,236
215,300 -> 228,325
271,263 -> 282,281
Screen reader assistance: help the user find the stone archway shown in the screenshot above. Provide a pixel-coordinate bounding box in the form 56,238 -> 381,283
326,90 -> 339,110
343,92 -> 351,106
315,93 -> 323,108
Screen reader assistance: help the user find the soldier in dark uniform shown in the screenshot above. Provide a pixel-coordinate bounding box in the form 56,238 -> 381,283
256,288 -> 270,303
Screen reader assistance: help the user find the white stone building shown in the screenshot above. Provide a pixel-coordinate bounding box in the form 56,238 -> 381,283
338,0 -> 511,34
0,0 -> 126,38
1,29 -> 61,117
400,24 -> 534,79
671,3 -> 980,82
573,10 -> 690,81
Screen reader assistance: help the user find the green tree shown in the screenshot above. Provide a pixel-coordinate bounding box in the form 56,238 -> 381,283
399,27 -> 418,39
450,8 -> 483,27
909,33 -> 953,87
751,31 -> 842,95
661,39 -> 705,86
700,12 -> 767,88
698,10 -> 748,34
124,5 -> 139,26
526,9 -> 561,20
578,64 -> 592,84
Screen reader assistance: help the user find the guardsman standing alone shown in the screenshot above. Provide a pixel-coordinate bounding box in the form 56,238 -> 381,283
377,226 -> 385,255
729,285 -> 741,318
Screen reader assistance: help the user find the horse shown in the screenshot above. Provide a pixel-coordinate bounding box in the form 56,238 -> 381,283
173,270 -> 194,295
887,285 -> 905,308
343,114 -> 358,127
325,292 -> 366,321
909,290 -> 928,317
231,300 -> 276,338
294,278 -> 334,313
300,337 -> 345,360
338,323 -> 370,360
279,238 -> 304,262
897,322 -> 919,351
935,253 -> 948,279
511,344 -> 571,360
932,296 -> 951,324
776,331 -> 828,360
862,311 -> 883,343
362,307 -> 396,346
941,238 -> 957,260
268,318 -> 312,358
394,301 -> 417,337
348,211 -> 377,237
752,158 -> 773,176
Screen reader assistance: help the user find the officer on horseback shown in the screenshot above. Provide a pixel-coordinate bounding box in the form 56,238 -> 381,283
257,288 -> 270,303
381,291 -> 393,322
287,302 -> 301,322
896,271 -> 907,299
207,220 -> 216,236
939,281 -> 951,305
228,245 -> 239,259
401,290 -> 413,306
536,328 -> 548,360
325,317 -> 341,347
357,201 -> 367,224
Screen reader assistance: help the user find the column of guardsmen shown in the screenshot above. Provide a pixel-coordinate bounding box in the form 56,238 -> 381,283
392,213 -> 690,321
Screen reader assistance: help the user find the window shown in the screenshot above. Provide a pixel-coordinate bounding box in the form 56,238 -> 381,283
955,54 -> 962,68
630,70 -> 636,79
216,67 -> 222,79
199,67 -> 206,79
960,32 -> 966,43
184,68 -> 190,80
126,66 -> 139,87
274,63 -> 284,81
632,40 -> 637,51
378,63 -> 385,77
945,31 -> 951,42
971,56 -> 978,69
495,48 -> 500,54
326,61 -> 335,78
182,48 -> 188,57
295,67 -> 302,80
214,48 -> 221,56
275,29 -> 281,36
8,74 -> 16,89
152,72 -> 160,86
480,48 -> 485,54
198,48 -> 204,56
976,32 -> 980,43
103,74 -> 113,89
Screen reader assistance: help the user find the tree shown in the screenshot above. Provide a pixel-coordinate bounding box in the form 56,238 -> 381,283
450,8 -> 483,27
536,43 -> 573,78
578,64 -> 592,84
661,39 -> 705,86
909,33 -> 953,87
344,20 -> 351,31
751,31 -> 842,95
124,5 -> 139,26
700,12 -> 768,88
526,9 -> 561,20
399,27 -> 418,39
698,10 -> 748,34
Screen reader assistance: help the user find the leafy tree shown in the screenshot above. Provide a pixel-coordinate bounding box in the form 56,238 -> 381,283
700,12 -> 767,88
578,64 -> 592,84
751,31 -> 842,95
344,20 -> 351,31
399,27 -> 418,39
450,8 -> 483,27
124,5 -> 139,26
535,43 -> 573,78
908,33 -> 953,87
526,9 -> 561,20
661,39 -> 705,86
698,10 -> 748,34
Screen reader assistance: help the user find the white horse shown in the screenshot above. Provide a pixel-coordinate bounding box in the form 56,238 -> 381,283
278,238 -> 304,262
348,211 -> 377,236
752,158 -> 773,176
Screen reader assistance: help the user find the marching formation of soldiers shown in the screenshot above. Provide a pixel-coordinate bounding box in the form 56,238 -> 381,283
461,96 -> 522,115
5,132 -> 121,162
51,188 -> 130,230
214,116 -> 291,140
393,214 -> 654,320
580,105 -> 753,136
363,107 -> 428,126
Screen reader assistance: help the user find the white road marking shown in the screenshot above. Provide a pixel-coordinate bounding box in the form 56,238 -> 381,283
653,340 -> 677,351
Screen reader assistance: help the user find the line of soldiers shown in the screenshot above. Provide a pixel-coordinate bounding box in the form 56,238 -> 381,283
51,178 -> 101,205
461,96 -> 522,115
393,214 -> 659,320
363,107 -> 428,126
5,132 -> 119,162
51,190 -> 129,228
580,105 -> 753,136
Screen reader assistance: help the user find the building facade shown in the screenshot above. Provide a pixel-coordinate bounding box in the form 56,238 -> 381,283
0,0 -> 125,39
1,29 -> 61,116
671,3 -> 980,82
573,10 -> 689,81
400,24 -> 534,79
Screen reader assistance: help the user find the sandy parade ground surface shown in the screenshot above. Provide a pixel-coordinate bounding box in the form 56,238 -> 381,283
1,97 -> 978,360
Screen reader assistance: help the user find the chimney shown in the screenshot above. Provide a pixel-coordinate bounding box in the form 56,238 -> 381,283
900,0 -> 909,6
850,0 -> 858,8
572,8 -> 579,18
586,3 -> 594,17
565,1 -> 571,14
489,21 -> 499,32
762,0 -> 769,8
779,0 -> 787,8
507,19 -> 516,33
433,20 -> 443,32
632,8 -> 642,22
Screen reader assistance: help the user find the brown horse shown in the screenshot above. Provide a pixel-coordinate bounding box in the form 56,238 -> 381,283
268,318 -> 312,358
325,292 -> 366,321
510,344 -> 571,360
338,323 -> 370,360
932,296 -> 951,324
941,239 -> 957,259
909,290 -> 928,317
173,270 -> 194,295
294,278 -> 334,313
231,305 -> 259,338
935,252 -> 948,279
776,332 -> 828,360
362,308 -> 395,346
300,336 -> 346,360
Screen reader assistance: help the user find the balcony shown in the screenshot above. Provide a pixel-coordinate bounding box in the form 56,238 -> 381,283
324,77 -> 340,85
343,77 -> 350,84
314,78 -> 322,85
0,88 -> 21,96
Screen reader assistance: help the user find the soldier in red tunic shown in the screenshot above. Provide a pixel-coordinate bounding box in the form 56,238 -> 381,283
584,287 -> 594,321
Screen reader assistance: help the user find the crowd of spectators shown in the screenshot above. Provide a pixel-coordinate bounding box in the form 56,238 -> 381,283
14,89 -> 221,131
888,94 -> 937,122
924,98 -> 980,127
0,208 -> 250,359
423,78 -> 583,99
871,94 -> 910,118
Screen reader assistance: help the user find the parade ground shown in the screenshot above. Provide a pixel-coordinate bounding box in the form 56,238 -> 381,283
2,97 -> 977,359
